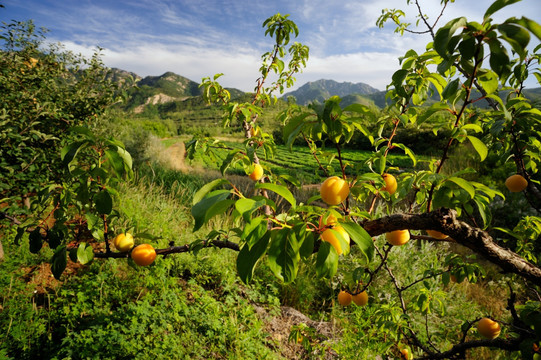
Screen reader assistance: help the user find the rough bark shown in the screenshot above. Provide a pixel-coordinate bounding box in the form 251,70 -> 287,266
362,208 -> 541,286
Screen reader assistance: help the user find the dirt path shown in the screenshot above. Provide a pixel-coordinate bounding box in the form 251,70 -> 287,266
162,141 -> 189,171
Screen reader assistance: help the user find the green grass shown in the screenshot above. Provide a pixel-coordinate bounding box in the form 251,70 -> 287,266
175,137 -> 422,184
0,166 -> 287,360
0,137 -> 517,360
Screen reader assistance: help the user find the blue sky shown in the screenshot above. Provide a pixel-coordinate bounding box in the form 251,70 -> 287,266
2,0 -> 541,91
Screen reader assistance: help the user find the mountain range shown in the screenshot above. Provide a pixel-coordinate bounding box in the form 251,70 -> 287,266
109,68 -> 541,111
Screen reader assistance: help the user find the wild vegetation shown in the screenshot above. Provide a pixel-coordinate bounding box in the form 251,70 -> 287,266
1,0 -> 541,359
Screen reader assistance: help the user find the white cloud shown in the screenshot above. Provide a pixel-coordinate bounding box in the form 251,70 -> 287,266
299,52 -> 401,90
30,0 -> 541,93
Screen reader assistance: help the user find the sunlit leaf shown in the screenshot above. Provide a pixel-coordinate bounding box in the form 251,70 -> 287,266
256,183 -> 296,209
467,135 -> 488,161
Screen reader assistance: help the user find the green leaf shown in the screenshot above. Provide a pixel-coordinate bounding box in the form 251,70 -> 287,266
299,230 -> 315,259
477,70 -> 499,95
220,149 -> 242,175
14,227 -> 25,246
279,174 -> 302,188
267,228 -> 301,283
497,23 -> 530,59
442,78 -> 460,100
69,248 -> 78,262
60,140 -> 87,166
191,189 -> 233,232
472,197 -> 489,228
427,73 -> 447,98
467,136 -> 488,161
393,143 -> 417,167
77,242 -> 94,265
283,113 -> 310,151
507,17 -> 541,42
192,178 -> 230,205
340,222 -> 374,263
484,0 -> 522,20
462,124 -> 483,133
241,217 -> 268,248
47,225 -> 64,250
85,213 -> 99,231
255,183 -> 296,209
235,198 -> 267,222
29,227 -> 42,254
316,241 -> 338,279
116,146 -> 133,171
434,17 -> 468,58
95,189 -> 113,215
237,231 -> 270,283
446,177 -> 475,199
51,245 -> 67,280
105,147 -> 125,176
392,69 -> 408,87
105,145 -> 133,177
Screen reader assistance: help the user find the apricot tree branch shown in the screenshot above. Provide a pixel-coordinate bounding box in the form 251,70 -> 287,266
93,239 -> 240,259
415,337 -> 523,360
361,208 -> 541,286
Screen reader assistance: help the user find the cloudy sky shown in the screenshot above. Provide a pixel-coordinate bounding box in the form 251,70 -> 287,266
2,0 -> 541,91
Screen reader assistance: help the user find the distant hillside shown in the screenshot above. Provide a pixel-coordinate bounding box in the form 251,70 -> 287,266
107,68 -> 541,114
524,87 -> 541,104
113,70 -> 247,113
107,68 -> 142,86
282,79 -> 381,106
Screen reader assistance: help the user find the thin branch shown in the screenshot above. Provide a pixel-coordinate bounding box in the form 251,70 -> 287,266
93,239 -> 240,259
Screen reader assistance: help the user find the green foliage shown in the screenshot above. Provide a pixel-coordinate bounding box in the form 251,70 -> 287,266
187,4 -> 541,359
0,20 -> 120,207
3,3 -> 541,360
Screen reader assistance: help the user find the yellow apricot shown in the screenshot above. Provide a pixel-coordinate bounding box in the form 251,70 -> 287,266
381,173 -> 397,195
477,318 -> 501,339
505,174 -> 528,192
249,163 -> 264,181
320,226 -> 350,255
426,230 -> 448,239
320,176 -> 349,206
352,291 -> 368,306
131,244 -> 157,266
337,290 -> 352,306
386,230 -> 410,246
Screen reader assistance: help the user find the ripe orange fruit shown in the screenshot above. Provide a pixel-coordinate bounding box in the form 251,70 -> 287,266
249,163 -> 264,181
321,226 -> 350,255
426,230 -> 448,239
337,290 -> 352,306
352,291 -> 368,306
386,229 -> 410,246
319,213 -> 338,228
400,348 -> 411,360
250,127 -> 260,137
505,174 -> 528,192
113,232 -> 135,252
381,173 -> 397,195
320,176 -> 349,206
477,317 -> 501,339
131,244 -> 157,266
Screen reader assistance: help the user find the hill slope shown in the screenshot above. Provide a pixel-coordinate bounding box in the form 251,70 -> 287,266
282,79 -> 381,106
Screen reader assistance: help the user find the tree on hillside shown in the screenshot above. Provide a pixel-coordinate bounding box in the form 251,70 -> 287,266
0,19 -> 132,268
185,1 -> 541,358
2,0 -> 541,359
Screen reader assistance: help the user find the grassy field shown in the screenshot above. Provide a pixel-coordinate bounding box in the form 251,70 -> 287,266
163,136 -> 421,185
0,133 -> 516,360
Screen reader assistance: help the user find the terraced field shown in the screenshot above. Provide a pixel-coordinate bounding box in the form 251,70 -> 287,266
164,137 -> 420,184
